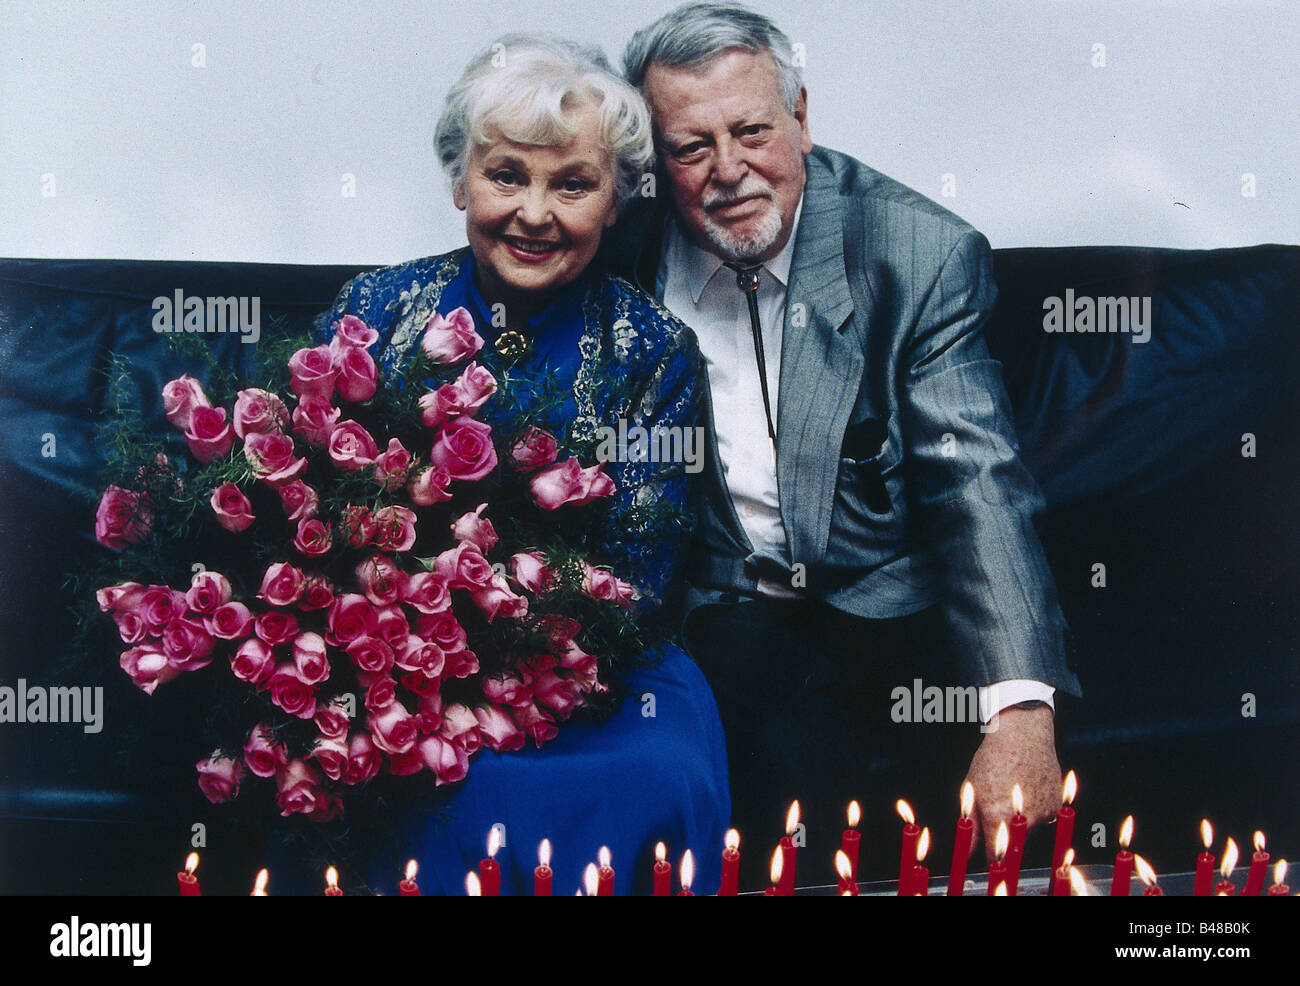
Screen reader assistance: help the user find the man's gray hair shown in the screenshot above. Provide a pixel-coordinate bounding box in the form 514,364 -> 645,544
435,34 -> 653,207
622,2 -> 802,113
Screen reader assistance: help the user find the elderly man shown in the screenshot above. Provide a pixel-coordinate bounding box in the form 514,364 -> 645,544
603,1 -> 1082,876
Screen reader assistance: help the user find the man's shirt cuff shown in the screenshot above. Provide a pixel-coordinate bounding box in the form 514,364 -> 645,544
978,681 -> 1056,724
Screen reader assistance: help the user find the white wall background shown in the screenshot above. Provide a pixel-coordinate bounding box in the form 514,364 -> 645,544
2,0 -> 1296,263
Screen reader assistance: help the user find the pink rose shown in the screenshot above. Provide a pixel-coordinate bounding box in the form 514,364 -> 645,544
371,505 -> 417,553
394,635 -> 444,679
95,485 -> 153,550
355,554 -> 407,607
454,362 -> 497,412
403,670 -> 443,697
243,723 -> 286,778
416,612 -> 468,653
334,345 -> 378,403
314,700 -> 351,740
514,702 -> 561,747
327,420 -> 379,472
561,639 -> 602,692
441,648 -> 480,679
474,705 -> 525,753
339,504 -> 377,548
329,314 -> 379,355
509,426 -> 559,471
299,575 -> 336,612
196,753 -> 244,804
243,431 -> 306,487
449,502 -> 498,553
372,438 -> 412,490
406,465 -> 453,506
430,417 -> 497,482
287,345 -> 338,400
415,690 -> 443,734
210,482 -> 255,533
482,673 -> 531,708
367,702 -> 418,756
581,563 -> 637,608
509,552 -> 551,594
96,581 -> 146,613
120,644 -> 179,695
416,734 -> 470,785
420,307 -> 484,364
113,609 -> 148,644
162,375 -> 211,433
471,575 -> 529,622
291,394 -> 341,446
259,562 -> 306,607
292,517 -> 332,557
373,604 -> 410,646
343,732 -> 381,785
402,571 -> 451,615
139,585 -> 187,634
326,593 -> 377,647
529,458 -> 616,510
268,664 -> 317,719
162,616 -> 215,671
362,672 -> 397,712
208,601 -> 254,640
433,541 -> 495,591
418,384 -> 468,430
440,703 -> 482,754
292,632 -> 331,686
185,405 -> 236,464
231,637 -> 276,686
233,388 -> 289,439
275,758 -> 330,817
532,670 -> 580,716
277,480 -> 318,521
309,733 -> 349,781
186,570 -> 231,614
346,635 -> 394,675
255,610 -> 300,647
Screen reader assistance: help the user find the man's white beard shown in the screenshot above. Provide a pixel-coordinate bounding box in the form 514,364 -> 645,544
700,201 -> 784,264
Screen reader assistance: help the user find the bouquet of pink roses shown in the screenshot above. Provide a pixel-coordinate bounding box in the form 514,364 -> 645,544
91,308 -> 650,822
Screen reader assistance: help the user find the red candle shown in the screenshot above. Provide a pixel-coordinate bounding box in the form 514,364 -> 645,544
1194,819 -> 1216,897
534,839 -> 553,897
1135,854 -> 1163,896
778,801 -> 800,896
910,827 -> 932,896
652,842 -> 671,897
399,859 -> 420,896
948,781 -> 975,897
1110,815 -> 1135,896
986,821 -> 1009,896
676,850 -> 695,896
1051,849 -> 1075,897
324,866 -> 343,896
835,850 -> 858,896
896,799 -> 920,895
1049,771 -> 1078,895
479,827 -> 502,897
1215,837 -> 1239,896
840,801 -> 862,882
1006,783 -> 1027,896
765,846 -> 783,896
595,845 -> 615,897
1242,832 -> 1269,897
1267,860 -> 1289,896
177,852 -> 201,896
719,829 -> 740,896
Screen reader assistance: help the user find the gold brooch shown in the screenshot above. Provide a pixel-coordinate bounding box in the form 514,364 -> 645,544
494,330 -> 529,359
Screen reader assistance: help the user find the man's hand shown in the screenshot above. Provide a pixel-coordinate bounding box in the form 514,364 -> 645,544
962,704 -> 1061,860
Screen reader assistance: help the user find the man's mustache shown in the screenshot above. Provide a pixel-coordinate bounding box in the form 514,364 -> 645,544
703,182 -> 775,210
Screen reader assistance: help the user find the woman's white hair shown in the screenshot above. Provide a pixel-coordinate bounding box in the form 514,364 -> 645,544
435,34 -> 653,207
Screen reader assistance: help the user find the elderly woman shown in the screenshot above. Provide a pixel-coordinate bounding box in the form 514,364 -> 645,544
301,35 -> 729,894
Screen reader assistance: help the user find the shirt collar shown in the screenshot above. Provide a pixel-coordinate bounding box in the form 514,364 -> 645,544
667,193 -> 805,304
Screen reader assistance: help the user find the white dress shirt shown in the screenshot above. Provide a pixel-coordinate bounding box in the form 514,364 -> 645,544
658,202 -> 1053,721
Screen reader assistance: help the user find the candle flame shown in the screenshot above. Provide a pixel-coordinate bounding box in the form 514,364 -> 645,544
539,838 -> 552,868
252,868 -> 268,895
325,866 -> 338,890
1134,854 -> 1158,887
1200,819 -> 1214,850
584,862 -> 599,896
1119,815 -> 1134,849
895,799 -> 915,825
1062,847 -> 1076,870
916,827 -> 931,864
769,846 -> 784,885
1062,770 -> 1078,805
466,872 -> 481,896
404,859 -> 418,883
835,853 -> 859,890
847,800 -> 861,829
1221,838 -> 1239,878
960,781 -> 975,819
1069,867 -> 1089,896
184,852 -> 199,876
994,881 -> 1008,896
1011,783 -> 1024,815
1274,859 -> 1288,887
487,825 -> 502,858
654,841 -> 666,864
994,820 -> 1009,862
598,845 -> 612,870
680,849 -> 695,891
1253,831 -> 1266,853
785,800 -> 800,835
725,828 -> 740,852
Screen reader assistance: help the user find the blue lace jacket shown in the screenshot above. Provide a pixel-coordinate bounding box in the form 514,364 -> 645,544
314,247 -> 705,619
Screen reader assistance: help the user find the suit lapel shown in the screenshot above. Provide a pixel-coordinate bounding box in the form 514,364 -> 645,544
777,152 -> 863,565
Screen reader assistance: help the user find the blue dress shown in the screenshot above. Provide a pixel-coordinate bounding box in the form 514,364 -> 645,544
291,248 -> 729,895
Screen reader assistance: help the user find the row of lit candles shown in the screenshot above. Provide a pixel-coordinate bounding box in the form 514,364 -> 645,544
174,769 -> 1292,895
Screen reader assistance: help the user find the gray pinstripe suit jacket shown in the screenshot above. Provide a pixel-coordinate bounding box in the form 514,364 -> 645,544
603,145 -> 1081,696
